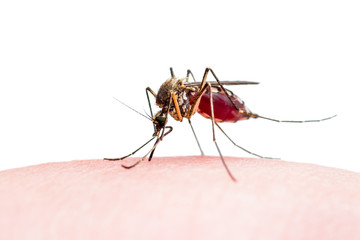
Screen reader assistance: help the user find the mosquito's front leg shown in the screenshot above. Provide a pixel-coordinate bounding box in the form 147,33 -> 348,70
148,126 -> 173,161
104,136 -> 155,161
146,87 -> 157,119
122,136 -> 162,169
146,87 -> 157,98
159,93 -> 173,140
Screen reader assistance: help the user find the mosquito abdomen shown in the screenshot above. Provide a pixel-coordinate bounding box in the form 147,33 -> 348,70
188,90 -> 252,122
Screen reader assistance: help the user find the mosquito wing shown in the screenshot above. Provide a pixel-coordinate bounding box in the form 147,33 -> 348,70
184,80 -> 259,87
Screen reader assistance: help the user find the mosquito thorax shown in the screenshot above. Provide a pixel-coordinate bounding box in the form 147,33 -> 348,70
155,78 -> 179,108
155,77 -> 195,122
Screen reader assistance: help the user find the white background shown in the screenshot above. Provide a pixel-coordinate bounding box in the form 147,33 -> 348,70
0,0 -> 359,172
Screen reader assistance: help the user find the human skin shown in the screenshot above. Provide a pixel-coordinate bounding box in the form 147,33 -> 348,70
0,156 -> 360,240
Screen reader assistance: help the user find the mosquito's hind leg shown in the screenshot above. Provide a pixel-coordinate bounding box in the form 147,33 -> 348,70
249,113 -> 337,123
189,68 -> 245,116
201,68 -> 249,114
205,82 -> 237,182
215,122 -> 279,159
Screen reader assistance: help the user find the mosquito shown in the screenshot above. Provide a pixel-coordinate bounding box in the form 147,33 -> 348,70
105,68 -> 336,181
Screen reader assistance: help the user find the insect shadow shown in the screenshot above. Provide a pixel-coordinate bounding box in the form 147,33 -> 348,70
105,68 -> 336,181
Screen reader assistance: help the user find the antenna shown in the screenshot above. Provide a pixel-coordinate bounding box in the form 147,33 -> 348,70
112,97 -> 152,121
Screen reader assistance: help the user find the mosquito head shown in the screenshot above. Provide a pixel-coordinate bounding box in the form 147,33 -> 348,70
152,110 -> 167,136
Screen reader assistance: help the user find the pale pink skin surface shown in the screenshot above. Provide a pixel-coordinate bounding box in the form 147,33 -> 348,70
1,157 -> 360,240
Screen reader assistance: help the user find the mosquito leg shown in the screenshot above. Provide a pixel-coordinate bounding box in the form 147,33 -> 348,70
207,83 -> 216,142
188,78 -> 212,117
186,69 -> 197,82
148,138 -> 160,161
214,122 -> 279,159
159,94 -> 173,140
145,87 -> 158,133
188,119 -> 204,156
104,136 -> 155,161
203,68 -> 245,113
188,67 -> 234,117
148,126 -> 173,161
170,67 -> 175,78
146,87 -> 157,119
201,68 -> 248,111
163,126 -> 173,137
148,97 -> 174,162
185,69 -> 222,155
171,92 -> 183,121
206,82 -> 237,182
122,126 -> 172,168
204,68 -> 337,122
250,113 -> 337,123
122,140 -> 161,169
146,87 -> 157,98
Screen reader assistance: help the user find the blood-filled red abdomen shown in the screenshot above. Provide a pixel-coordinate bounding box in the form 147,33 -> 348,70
188,89 -> 252,123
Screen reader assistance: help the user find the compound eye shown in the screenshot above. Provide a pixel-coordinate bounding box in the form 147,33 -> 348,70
155,116 -> 166,124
